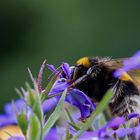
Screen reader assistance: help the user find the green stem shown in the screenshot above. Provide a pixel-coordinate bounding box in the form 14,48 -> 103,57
71,90 -> 113,140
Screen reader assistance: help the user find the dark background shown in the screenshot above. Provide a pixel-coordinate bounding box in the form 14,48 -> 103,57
0,0 -> 140,112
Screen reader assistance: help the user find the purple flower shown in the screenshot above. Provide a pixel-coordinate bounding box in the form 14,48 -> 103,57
49,78 -> 69,95
97,116 -> 125,138
123,51 -> 140,71
66,89 -> 95,119
128,112 -> 140,121
114,50 -> 140,77
44,128 -> 58,140
106,117 -> 125,129
47,63 -> 96,119
116,127 -> 134,138
61,63 -> 71,79
79,131 -> 98,140
48,78 -> 95,119
42,97 -> 59,113
0,99 -> 27,127
46,64 -> 59,74
0,98 -> 61,127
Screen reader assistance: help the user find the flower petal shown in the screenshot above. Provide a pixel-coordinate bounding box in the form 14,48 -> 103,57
0,115 -> 16,127
116,127 -> 134,138
8,136 -> 25,140
128,113 -> 140,120
61,63 -> 71,79
44,128 -> 58,140
5,99 -> 26,115
114,50 -> 140,77
47,64 -> 58,73
0,99 -> 30,127
107,117 -> 125,129
123,51 -> 140,71
42,97 -> 58,113
49,78 -> 70,95
66,89 -> 96,118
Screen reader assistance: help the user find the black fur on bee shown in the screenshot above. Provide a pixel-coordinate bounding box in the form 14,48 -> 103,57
70,56 -> 140,118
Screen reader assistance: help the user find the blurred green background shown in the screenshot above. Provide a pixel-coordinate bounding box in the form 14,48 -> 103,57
0,0 -> 140,112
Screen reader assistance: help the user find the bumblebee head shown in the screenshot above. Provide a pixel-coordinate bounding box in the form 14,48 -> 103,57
72,57 -> 92,81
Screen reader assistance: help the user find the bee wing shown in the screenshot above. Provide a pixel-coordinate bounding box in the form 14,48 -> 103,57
128,69 -> 140,88
105,58 -> 140,87
105,58 -> 125,69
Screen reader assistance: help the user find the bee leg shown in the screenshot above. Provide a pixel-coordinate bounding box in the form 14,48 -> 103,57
71,66 -> 80,81
70,65 -> 101,88
70,74 -> 88,88
86,64 -> 101,77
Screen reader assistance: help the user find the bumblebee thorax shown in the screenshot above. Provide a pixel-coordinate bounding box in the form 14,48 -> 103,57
76,57 -> 91,68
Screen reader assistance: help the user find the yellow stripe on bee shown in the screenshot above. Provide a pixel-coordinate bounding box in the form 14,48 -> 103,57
0,125 -> 23,139
120,72 -> 133,81
76,57 -> 91,68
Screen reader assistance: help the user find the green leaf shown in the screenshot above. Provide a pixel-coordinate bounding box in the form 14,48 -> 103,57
12,101 -> 28,137
28,68 -> 38,91
64,128 -> 71,140
68,122 -> 80,131
26,83 -> 43,122
43,89 -> 67,137
71,89 -> 113,140
15,88 -> 23,99
17,111 -> 28,136
25,83 -> 36,106
41,73 -> 59,101
65,108 -> 75,124
99,113 -> 107,127
29,113 -> 42,140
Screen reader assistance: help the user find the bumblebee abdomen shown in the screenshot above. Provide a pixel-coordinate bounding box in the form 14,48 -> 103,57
110,80 -> 140,118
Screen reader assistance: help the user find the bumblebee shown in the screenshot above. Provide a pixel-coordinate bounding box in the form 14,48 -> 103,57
70,57 -> 140,118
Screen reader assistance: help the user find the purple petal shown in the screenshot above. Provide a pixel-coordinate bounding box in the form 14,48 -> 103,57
49,78 -> 70,95
42,97 -> 58,113
66,89 -> 96,119
0,99 -> 30,127
5,99 -> 26,115
44,128 -> 58,140
116,127 -> 134,138
44,127 -> 67,140
79,131 -> 98,139
124,51 -> 140,70
62,63 -> 71,79
98,117 -> 125,138
98,126 -> 107,138
0,115 -> 16,127
107,117 -> 125,129
113,69 -> 125,78
128,113 -> 140,120
80,129 -> 115,140
70,111 -> 81,123
134,126 -> 140,139
98,128 -> 115,139
47,64 -> 58,73
114,51 -> 140,77
8,136 -> 25,140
